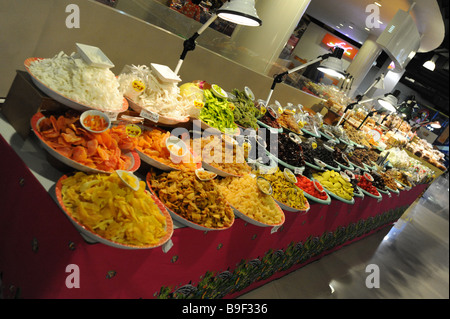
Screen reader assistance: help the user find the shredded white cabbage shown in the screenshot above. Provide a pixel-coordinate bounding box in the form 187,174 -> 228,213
28,51 -> 123,111
118,65 -> 196,120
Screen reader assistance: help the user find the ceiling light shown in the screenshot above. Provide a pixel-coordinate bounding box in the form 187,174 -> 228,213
423,55 -> 438,71
398,100 -> 415,121
378,20 -> 383,24
374,2 -> 382,7
365,27 -> 370,31
378,99 -> 397,112
349,25 -> 353,29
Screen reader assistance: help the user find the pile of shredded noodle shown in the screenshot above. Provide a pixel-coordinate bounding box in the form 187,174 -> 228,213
61,172 -> 168,246
118,65 -> 196,119
29,51 -> 124,111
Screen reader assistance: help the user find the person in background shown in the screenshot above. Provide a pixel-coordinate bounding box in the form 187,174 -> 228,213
171,0 -> 202,21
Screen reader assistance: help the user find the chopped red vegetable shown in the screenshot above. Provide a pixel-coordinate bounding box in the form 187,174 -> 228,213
295,175 -> 328,200
357,176 -> 379,196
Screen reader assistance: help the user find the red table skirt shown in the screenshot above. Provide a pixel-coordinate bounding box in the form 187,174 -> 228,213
0,134 -> 428,299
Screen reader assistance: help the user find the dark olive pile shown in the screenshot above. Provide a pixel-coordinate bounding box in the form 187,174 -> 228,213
371,173 -> 387,191
333,148 -> 349,166
348,153 -> 365,168
301,143 -> 335,167
276,133 -> 305,167
301,143 -> 315,163
313,145 -> 337,167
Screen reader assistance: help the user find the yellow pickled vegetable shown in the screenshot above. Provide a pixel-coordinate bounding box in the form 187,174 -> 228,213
61,171 -> 167,246
313,170 -> 354,200
258,168 -> 308,210
217,174 -> 284,225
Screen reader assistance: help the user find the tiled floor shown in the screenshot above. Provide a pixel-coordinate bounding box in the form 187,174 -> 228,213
239,173 -> 449,299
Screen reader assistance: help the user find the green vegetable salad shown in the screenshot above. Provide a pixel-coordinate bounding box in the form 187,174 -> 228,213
229,89 -> 261,130
200,89 -> 237,133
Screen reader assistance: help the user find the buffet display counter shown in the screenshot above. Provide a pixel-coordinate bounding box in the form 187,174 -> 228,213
0,117 -> 428,299
0,0 -> 441,300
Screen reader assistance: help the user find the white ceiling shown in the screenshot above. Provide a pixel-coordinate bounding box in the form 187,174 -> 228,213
305,0 -> 445,52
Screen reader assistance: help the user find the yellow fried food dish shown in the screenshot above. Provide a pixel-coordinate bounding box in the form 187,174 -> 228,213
149,170 -> 234,229
61,171 -> 167,246
259,168 -> 309,210
217,174 -> 284,225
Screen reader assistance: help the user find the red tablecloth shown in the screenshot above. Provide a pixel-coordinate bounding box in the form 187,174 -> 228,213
0,134 -> 428,299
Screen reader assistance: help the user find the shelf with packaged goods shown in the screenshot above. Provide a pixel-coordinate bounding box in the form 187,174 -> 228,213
404,149 -> 446,179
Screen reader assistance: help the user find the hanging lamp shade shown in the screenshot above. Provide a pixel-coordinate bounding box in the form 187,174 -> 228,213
217,0 -> 262,27
316,47 -> 346,79
429,121 -> 441,129
377,90 -> 400,112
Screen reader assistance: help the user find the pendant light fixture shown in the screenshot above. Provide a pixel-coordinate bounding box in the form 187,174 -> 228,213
216,0 -> 262,26
265,47 -> 346,106
335,74 -> 385,127
336,90 -> 401,128
316,52 -> 347,79
377,90 -> 400,112
174,0 -> 262,74
429,121 -> 442,129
